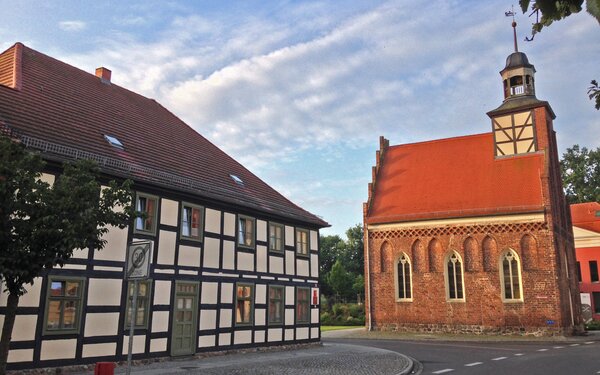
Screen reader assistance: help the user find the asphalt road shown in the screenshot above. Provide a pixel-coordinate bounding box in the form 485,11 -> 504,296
325,337 -> 600,375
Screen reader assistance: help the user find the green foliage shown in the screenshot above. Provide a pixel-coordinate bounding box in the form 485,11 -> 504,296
327,260 -> 354,299
0,135 -> 134,373
589,80 -> 600,110
352,274 -> 365,296
320,302 -> 365,326
585,320 -> 600,330
560,144 -> 600,203
519,0 -> 599,36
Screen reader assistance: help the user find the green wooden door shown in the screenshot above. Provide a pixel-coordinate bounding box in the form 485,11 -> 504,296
171,282 -> 198,356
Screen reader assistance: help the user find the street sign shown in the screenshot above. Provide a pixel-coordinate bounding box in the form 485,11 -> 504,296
125,241 -> 151,280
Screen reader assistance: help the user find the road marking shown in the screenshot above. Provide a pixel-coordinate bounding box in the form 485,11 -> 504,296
514,353 -> 524,356
553,346 -> 564,349
492,357 -> 507,361
537,348 -> 548,352
584,341 -> 594,345
465,362 -> 482,367
570,343 -> 580,347
432,369 -> 454,374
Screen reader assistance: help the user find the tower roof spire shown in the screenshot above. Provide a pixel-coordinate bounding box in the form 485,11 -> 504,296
512,20 -> 518,52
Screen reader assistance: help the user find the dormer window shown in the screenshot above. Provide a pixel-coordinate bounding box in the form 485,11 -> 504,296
104,135 -> 123,149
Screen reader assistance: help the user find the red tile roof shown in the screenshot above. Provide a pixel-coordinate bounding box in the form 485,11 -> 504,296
367,133 -> 545,224
571,202 -> 600,234
0,43 -> 327,227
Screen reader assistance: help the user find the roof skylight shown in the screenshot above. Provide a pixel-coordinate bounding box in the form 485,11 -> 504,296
104,134 -> 124,149
230,174 -> 244,186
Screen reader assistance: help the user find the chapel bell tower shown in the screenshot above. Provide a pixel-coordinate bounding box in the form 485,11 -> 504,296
487,20 -> 555,158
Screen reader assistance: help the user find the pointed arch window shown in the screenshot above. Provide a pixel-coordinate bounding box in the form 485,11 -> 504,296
445,252 -> 464,301
500,250 -> 523,301
395,253 -> 412,301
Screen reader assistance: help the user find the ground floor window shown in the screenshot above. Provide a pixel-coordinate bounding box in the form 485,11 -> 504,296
594,292 -> 600,314
125,280 -> 152,328
501,250 -> 522,301
396,253 -> 412,300
268,286 -> 284,325
296,287 -> 310,323
236,283 -> 254,325
445,252 -> 464,300
43,276 -> 85,334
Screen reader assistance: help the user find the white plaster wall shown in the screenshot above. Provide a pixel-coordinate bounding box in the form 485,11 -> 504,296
311,254 -> 319,278
205,208 -> 221,234
222,240 -> 235,270
199,309 -> 216,330
310,230 -> 318,251
40,173 -> 55,185
256,220 -> 267,242
151,311 -> 169,332
97,225 -> 128,262
285,328 -> 294,341
254,308 -> 265,326
220,283 -> 233,303
154,280 -> 171,305
178,245 -> 201,268
160,198 -> 178,226
219,309 -> 232,328
9,315 -> 36,341
255,284 -> 266,304
121,335 -> 146,354
285,226 -> 294,247
311,327 -> 319,339
285,309 -> 294,325
71,247 -> 89,260
234,330 -> 252,345
256,245 -> 267,273
268,328 -> 282,342
8,349 -> 33,363
88,278 -> 121,306
285,251 -> 295,275
203,237 -> 220,269
285,286 -> 294,305
219,332 -> 231,346
198,335 -> 215,348
82,343 -> 116,358
85,313 -> 119,336
157,230 -> 176,265
296,327 -> 309,340
223,213 -> 236,237
201,282 -> 218,304
254,330 -> 265,343
16,278 -> 42,307
40,339 -> 77,360
296,259 -> 309,277
311,308 -> 319,324
237,252 -> 254,272
269,256 -> 284,274
150,338 -> 167,352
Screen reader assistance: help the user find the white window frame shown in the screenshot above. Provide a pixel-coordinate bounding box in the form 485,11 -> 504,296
180,202 -> 204,242
134,193 -> 158,235
444,251 -> 465,302
499,249 -> 524,302
394,253 -> 413,302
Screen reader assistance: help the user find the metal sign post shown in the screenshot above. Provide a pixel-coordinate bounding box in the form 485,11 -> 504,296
124,242 -> 151,375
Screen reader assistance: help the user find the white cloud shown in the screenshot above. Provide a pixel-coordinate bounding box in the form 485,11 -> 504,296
58,20 -> 86,31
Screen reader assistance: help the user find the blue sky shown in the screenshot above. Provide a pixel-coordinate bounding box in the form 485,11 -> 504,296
1,1 -> 599,236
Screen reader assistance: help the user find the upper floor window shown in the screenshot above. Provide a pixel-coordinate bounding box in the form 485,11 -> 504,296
43,277 -> 85,335
181,203 -> 203,241
269,223 -> 284,252
590,261 -> 599,283
396,253 -> 412,300
577,261 -> 582,283
500,250 -> 523,301
135,193 -> 158,235
445,252 -> 464,301
238,215 -> 255,248
296,287 -> 310,323
296,229 -> 309,256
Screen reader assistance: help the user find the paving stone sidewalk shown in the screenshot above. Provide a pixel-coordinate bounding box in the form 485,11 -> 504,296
86,342 -> 413,375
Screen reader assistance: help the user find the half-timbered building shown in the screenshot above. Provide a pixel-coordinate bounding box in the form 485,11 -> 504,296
0,42 -> 326,371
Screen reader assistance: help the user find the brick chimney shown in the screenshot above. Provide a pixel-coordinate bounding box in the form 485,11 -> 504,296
95,67 -> 111,83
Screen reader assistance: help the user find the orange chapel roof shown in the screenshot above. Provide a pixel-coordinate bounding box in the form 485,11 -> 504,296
367,133 -> 545,224
571,202 -> 600,234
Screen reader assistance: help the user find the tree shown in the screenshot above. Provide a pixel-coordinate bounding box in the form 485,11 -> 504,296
340,224 -> 364,275
327,260 -> 354,301
589,80 -> 600,110
560,144 -> 600,203
519,0 -> 600,36
0,135 -> 134,374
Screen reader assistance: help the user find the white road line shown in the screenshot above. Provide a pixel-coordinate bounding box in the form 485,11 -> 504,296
514,353 -> 524,356
492,357 -> 507,361
570,343 -> 580,347
432,369 -> 454,374
465,362 -> 483,367
537,348 -> 548,352
553,346 -> 564,349
584,341 -> 594,345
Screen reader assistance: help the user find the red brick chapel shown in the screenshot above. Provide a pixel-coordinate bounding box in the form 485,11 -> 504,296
363,24 -> 583,336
